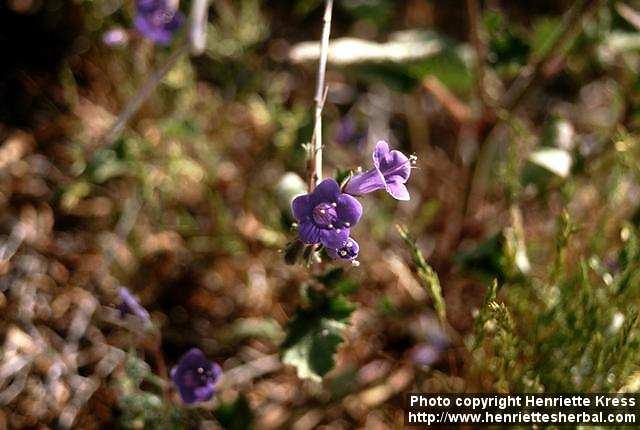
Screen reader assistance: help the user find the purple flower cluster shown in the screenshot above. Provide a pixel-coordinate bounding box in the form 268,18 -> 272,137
134,0 -> 184,45
291,140 -> 414,263
171,348 -> 222,404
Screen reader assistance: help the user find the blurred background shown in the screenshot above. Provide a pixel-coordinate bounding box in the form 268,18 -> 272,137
4,0 -> 640,428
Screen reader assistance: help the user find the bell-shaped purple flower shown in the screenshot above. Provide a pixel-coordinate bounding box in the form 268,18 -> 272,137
135,0 -> 184,45
171,348 -> 222,404
327,237 -> 359,261
117,287 -> 150,321
291,179 -> 362,249
345,140 -> 412,201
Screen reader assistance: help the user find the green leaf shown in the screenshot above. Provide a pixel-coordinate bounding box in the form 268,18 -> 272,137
215,394 -> 254,430
281,293 -> 355,382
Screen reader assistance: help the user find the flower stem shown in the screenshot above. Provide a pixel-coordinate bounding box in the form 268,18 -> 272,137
308,0 -> 333,191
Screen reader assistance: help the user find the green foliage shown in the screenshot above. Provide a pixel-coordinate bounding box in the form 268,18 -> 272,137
281,274 -> 356,382
397,225 -> 446,325
215,395 -> 254,430
117,353 -> 182,429
348,31 -> 472,94
469,219 -> 640,393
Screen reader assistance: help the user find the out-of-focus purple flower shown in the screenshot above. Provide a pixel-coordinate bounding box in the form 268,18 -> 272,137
117,287 -> 150,321
102,27 -> 130,47
409,344 -> 441,367
327,237 -> 359,261
291,179 -> 362,249
135,0 -> 184,45
345,140 -> 413,201
171,348 -> 222,404
335,118 -> 366,149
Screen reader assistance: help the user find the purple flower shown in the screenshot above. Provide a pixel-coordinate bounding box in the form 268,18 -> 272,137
409,344 -> 441,367
117,287 -> 150,321
327,237 -> 359,261
135,0 -> 184,45
334,118 -> 366,149
291,179 -> 362,249
345,140 -> 412,201
171,348 -> 222,404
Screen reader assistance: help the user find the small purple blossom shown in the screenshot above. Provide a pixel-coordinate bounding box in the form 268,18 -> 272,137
291,179 -> 362,249
327,237 -> 359,261
171,348 -> 222,404
135,0 -> 184,45
345,140 -> 412,201
409,344 -> 441,367
334,118 -> 366,149
102,27 -> 129,47
117,287 -> 150,321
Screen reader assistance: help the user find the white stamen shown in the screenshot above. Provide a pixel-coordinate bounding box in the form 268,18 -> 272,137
344,222 -> 350,227
340,251 -> 347,256
320,209 -> 326,214
332,202 -> 337,207
328,224 -> 333,229
335,229 -> 340,233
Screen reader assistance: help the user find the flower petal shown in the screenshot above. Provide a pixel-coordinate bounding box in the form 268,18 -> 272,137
291,194 -> 313,221
192,384 -> 215,403
380,150 -> 411,183
327,237 -> 359,260
343,168 -> 385,196
298,222 -> 322,244
336,194 -> 362,226
386,182 -> 410,201
310,178 -> 340,205
372,140 -> 391,168
177,348 -> 208,370
320,227 -> 350,249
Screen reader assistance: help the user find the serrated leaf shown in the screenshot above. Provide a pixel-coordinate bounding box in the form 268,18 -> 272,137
281,294 -> 354,381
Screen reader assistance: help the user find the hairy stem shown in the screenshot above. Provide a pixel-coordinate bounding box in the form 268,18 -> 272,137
308,0 -> 333,191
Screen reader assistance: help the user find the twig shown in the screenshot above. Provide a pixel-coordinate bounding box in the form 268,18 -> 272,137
500,0 -> 601,112
422,76 -> 472,124
308,0 -> 333,190
101,42 -> 189,147
616,3 -> 640,32
466,0 -> 488,107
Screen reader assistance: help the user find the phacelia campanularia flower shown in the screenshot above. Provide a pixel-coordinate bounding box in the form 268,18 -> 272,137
326,237 -> 359,261
345,140 -> 413,201
117,287 -> 150,321
171,348 -> 222,404
135,0 -> 184,45
292,178 -> 362,249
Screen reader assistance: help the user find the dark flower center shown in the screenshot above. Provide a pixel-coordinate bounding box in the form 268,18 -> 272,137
182,366 -> 215,387
312,202 -> 338,228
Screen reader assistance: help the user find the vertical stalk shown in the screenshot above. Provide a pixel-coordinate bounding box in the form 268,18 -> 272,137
308,0 -> 333,190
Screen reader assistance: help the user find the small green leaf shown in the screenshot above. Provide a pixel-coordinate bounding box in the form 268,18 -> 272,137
281,294 -> 354,381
